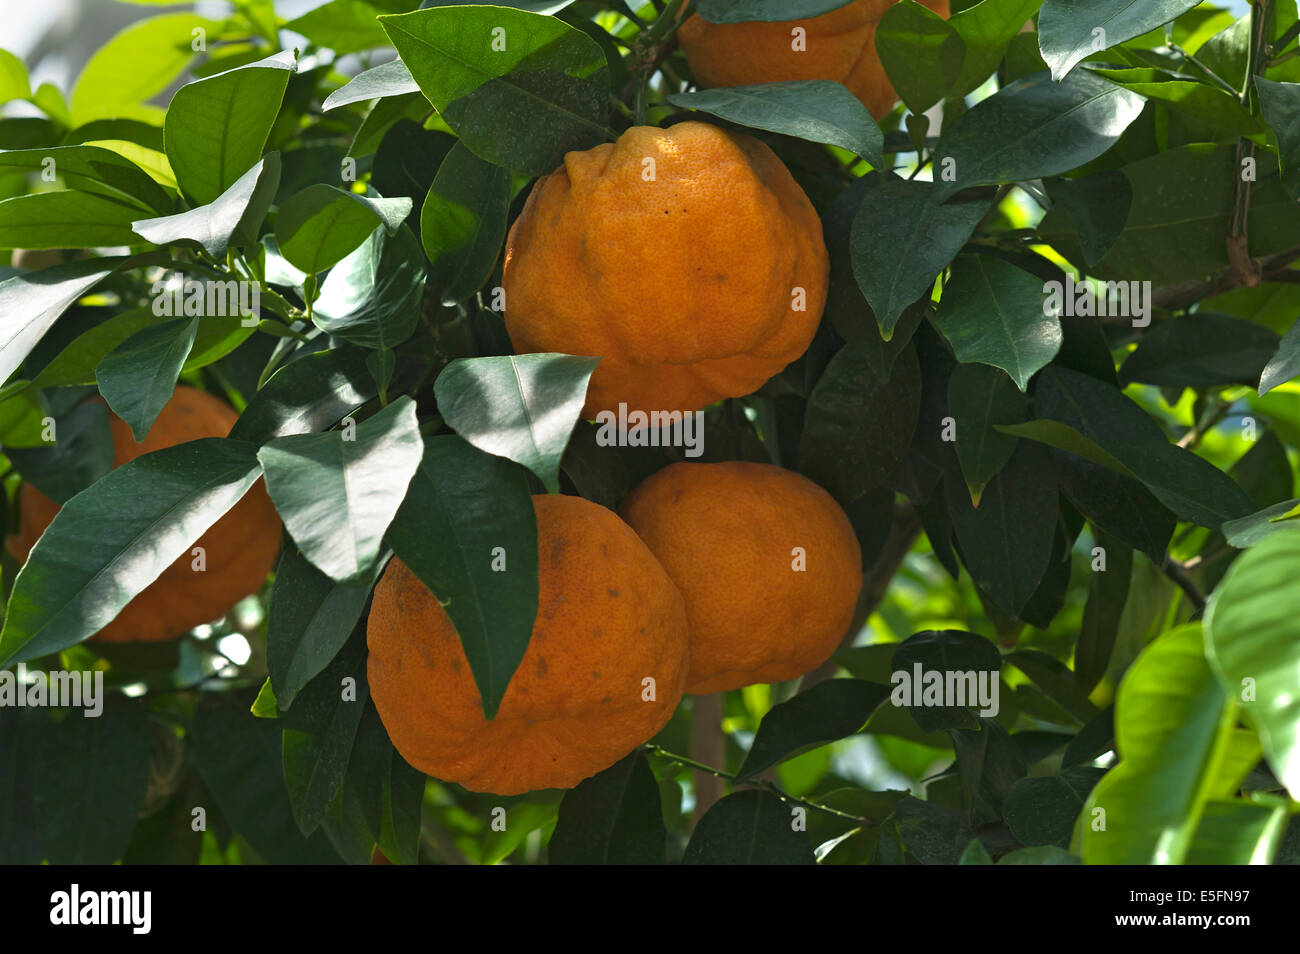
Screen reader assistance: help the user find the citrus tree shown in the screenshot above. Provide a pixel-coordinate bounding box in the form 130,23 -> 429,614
1,0 -> 1299,867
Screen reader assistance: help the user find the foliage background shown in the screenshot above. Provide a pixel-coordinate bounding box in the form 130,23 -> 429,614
0,0 -> 1298,865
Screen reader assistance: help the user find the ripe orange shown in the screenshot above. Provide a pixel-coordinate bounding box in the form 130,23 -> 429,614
620,461 -> 862,694
366,494 -> 690,795
4,386 -> 282,643
502,121 -> 828,419
678,0 -> 953,119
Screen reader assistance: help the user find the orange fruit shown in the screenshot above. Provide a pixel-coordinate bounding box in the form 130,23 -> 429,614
621,461 -> 862,694
502,121 -> 828,419
4,386 -> 282,644
678,0 -> 953,119
366,494 -> 689,796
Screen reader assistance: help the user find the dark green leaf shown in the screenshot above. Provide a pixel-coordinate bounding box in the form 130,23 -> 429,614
947,441 -> 1059,617
1076,528 -> 1132,694
850,176 -> 993,336
682,790 -> 814,864
933,69 -> 1145,201
313,224 -> 426,349
667,80 -> 883,167
276,184 -> 412,276
95,317 -> 198,441
344,702 -> 425,865
949,0 -> 1046,96
1044,170 -> 1131,266
1260,317 -> 1300,395
420,141 -> 511,304
798,341 -> 921,503
949,718 -> 1028,826
876,1 -> 965,114
891,629 -> 1003,733
1118,312 -> 1279,388
0,144 -> 170,214
434,354 -> 598,495
736,680 -> 892,782
1003,768 -> 1102,847
0,707 -> 46,864
1257,78 -> 1300,201
6,401 -> 114,504
286,0 -> 390,55
1221,499 -> 1300,548
0,439 -> 264,666
935,254 -> 1062,390
282,629 -> 370,836
164,51 -> 295,205
384,435 -> 539,720
131,152 -> 281,257
229,346 -> 378,444
191,690 -> 342,863
1005,649 -> 1097,723
949,362 -> 1028,505
694,0 -> 853,21
550,752 -> 666,864
268,542 -> 387,709
258,396 -> 422,582
0,190 -> 148,250
1038,0 -> 1203,79
33,697 -> 149,864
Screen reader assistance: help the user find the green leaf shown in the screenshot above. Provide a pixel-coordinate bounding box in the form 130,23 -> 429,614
251,678 -> 278,719
1076,624 -> 1238,865
0,191 -> 149,250
131,152 -> 281,257
549,752 -> 666,864
433,354 -> 598,495
949,0 -> 1046,96
890,629 -> 1004,733
0,439 -> 265,667
191,690 -> 342,864
892,796 -> 974,863
322,59 -> 419,111
1205,530 -> 1300,800
1039,143 -> 1300,285
1032,365 -> 1257,528
286,0 -> 391,55
1221,499 -> 1300,548
1076,529 -> 1132,694
735,680 -> 891,782
1003,767 -> 1103,847
276,184 -> 411,276
1097,74 -> 1267,142
384,435 -> 539,720
850,176 -> 993,337
345,702 -> 425,865
95,316 -> 198,440
69,13 -> 213,124
282,630 -> 370,837
229,346 -> 378,444
682,790 -> 815,864
0,49 -> 31,105
313,224 -> 425,349
958,838 -> 993,864
932,70 -> 1145,201
1185,798 -> 1290,864
1005,649 -> 1098,723
380,6 -> 610,175
0,144 -> 171,214
799,342 -> 922,504
1118,312 -> 1279,388
0,707 -> 45,864
1257,78 -> 1300,201
935,255 -> 1062,390
1260,317 -> 1300,396
5,401 -> 114,504
1043,170 -> 1131,267
33,697 -> 150,864
419,142 -> 512,304
876,1 -> 966,114
164,51 -> 295,205
949,362 -> 1028,505
667,80 -> 884,167
1038,0 -> 1202,80
258,397 -> 422,583
267,542 -> 387,710
947,441 -> 1059,618
996,419 -> 1136,477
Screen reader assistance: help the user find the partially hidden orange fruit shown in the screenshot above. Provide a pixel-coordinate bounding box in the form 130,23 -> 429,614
502,121 -> 829,419
621,461 -> 862,694
4,386 -> 282,644
679,0 -> 953,119
366,494 -> 689,796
